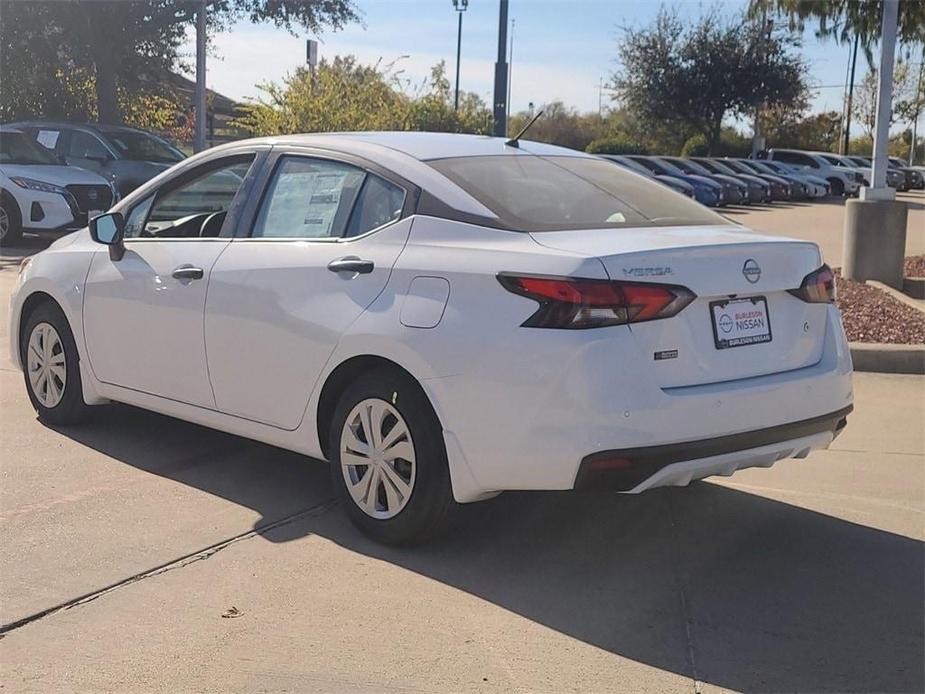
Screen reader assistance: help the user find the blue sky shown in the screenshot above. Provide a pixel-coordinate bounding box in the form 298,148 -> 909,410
185,0 -> 863,122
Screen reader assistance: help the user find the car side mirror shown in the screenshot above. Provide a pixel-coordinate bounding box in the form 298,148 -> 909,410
89,212 -> 126,261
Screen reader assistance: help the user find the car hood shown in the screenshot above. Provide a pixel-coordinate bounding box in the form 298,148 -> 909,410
0,163 -> 110,186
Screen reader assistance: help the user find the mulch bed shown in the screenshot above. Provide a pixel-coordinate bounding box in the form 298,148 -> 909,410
904,254 -> 925,278
834,267 -> 925,344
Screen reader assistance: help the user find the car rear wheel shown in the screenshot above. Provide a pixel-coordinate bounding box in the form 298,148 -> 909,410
0,196 -> 22,245
329,370 -> 457,544
21,302 -> 89,425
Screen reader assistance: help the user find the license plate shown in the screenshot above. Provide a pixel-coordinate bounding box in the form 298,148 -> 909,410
710,296 -> 772,349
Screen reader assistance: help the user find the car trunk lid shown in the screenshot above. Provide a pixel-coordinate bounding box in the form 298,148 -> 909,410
530,225 -> 829,387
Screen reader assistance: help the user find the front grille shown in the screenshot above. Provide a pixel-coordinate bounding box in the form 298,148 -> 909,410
64,184 -> 113,213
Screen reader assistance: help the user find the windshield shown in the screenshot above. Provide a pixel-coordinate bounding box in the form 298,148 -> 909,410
0,131 -> 60,165
710,159 -> 741,175
738,160 -> 765,174
608,156 -> 652,177
428,155 -> 729,232
821,154 -> 848,167
760,161 -> 785,174
650,158 -> 685,176
665,158 -> 710,176
626,156 -> 671,176
101,129 -> 184,163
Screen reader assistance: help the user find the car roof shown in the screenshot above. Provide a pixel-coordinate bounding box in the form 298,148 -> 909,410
261,131 -> 593,162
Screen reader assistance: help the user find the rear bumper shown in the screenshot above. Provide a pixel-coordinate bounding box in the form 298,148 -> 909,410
431,303 -> 853,501
575,405 -> 851,491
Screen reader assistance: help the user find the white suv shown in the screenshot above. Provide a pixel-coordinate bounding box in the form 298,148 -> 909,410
766,149 -> 862,197
1,128 -> 116,244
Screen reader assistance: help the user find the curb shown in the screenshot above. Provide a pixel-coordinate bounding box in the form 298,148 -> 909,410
850,343 -> 925,375
903,276 -> 925,299
866,280 -> 925,313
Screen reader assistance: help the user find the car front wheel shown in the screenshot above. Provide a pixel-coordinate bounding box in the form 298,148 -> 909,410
21,302 -> 89,425
329,370 -> 457,544
0,196 -> 22,245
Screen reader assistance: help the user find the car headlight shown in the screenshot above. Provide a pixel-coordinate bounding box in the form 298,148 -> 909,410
9,177 -> 68,195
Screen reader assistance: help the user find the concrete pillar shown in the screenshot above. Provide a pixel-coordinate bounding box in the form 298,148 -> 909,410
843,199 -> 908,289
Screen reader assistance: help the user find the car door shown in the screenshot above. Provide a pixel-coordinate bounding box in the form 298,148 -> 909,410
204,150 -> 415,429
82,150 -> 263,408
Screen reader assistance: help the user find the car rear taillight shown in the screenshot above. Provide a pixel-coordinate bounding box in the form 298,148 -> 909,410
497,274 -> 696,329
789,264 -> 836,303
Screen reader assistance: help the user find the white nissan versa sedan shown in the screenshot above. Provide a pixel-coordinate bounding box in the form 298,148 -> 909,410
9,132 -> 854,543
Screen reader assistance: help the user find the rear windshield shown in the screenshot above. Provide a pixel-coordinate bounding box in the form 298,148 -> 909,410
427,155 -> 729,232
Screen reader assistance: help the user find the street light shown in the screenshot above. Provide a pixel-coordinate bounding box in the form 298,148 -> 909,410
452,0 -> 469,111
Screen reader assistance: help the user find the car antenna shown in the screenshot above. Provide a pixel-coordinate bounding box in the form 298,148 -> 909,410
505,110 -> 545,148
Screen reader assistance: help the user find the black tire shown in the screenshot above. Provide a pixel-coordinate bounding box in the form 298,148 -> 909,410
0,194 -> 23,245
329,369 -> 458,545
828,178 -> 845,197
20,301 -> 89,425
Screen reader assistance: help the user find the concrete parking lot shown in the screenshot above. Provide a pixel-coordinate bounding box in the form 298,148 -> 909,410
1,195 -> 923,693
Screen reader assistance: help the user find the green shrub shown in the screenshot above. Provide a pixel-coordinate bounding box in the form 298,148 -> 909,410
586,135 -> 648,155
680,133 -> 709,157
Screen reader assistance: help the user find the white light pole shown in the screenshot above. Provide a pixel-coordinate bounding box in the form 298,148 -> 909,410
861,0 -> 899,201
843,0 -> 907,290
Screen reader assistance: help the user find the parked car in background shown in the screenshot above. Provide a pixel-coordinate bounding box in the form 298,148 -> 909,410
846,155 -> 919,191
623,155 -> 725,206
9,132 -> 854,543
887,157 -> 924,189
694,157 -> 790,202
765,149 -> 862,196
721,158 -> 809,200
0,127 -> 116,244
745,159 -> 830,198
6,121 -> 185,197
665,156 -> 767,203
598,155 -> 696,198
811,152 -> 904,190
654,156 -> 746,205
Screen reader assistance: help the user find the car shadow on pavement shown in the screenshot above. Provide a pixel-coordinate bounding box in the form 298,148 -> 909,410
52,403 -> 924,694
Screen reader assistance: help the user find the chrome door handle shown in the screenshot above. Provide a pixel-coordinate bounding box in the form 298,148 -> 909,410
327,257 -> 374,275
172,265 -> 204,281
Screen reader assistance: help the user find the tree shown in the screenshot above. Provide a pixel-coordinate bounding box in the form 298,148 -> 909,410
851,60 -> 922,137
232,56 -> 492,136
752,0 -> 925,54
0,0 -> 357,124
611,8 -> 808,155
761,108 -> 843,150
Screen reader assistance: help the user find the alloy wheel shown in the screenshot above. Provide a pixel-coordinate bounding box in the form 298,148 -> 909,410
27,322 -> 67,408
340,398 -> 416,519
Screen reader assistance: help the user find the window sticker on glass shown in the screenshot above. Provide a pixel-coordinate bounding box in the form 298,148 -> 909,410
254,158 -> 366,239
36,130 -> 60,149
